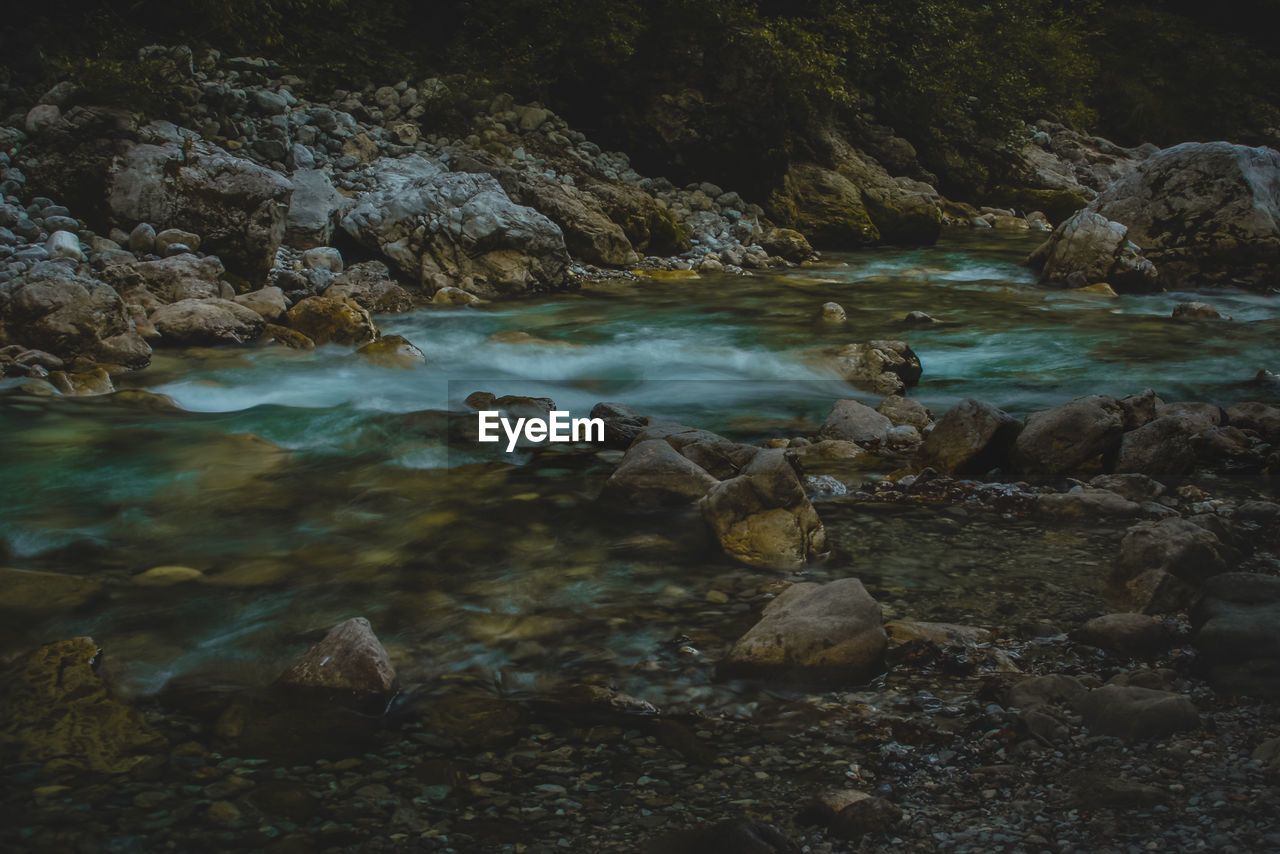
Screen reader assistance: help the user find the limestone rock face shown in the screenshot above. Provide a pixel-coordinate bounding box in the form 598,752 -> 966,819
916,398 -> 1021,475
723,578 -> 886,682
107,133 -> 292,282
339,155 -> 570,297
700,449 -> 827,571
276,617 -> 397,702
286,168 -> 346,249
1091,142 -> 1280,290
0,638 -> 165,774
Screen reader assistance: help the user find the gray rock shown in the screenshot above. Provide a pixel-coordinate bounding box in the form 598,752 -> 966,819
1117,517 -> 1231,585
1115,415 -> 1205,476
24,104 -> 62,136
1014,394 -> 1123,476
1227,401 -> 1280,442
599,439 -> 719,510
1029,209 -> 1159,292
819,399 -> 892,446
829,340 -> 922,395
590,402 -> 653,449
1076,684 -> 1199,740
101,253 -> 226,303
128,222 -> 156,254
286,169 -> 346,249
722,578 -> 886,683
233,286 -> 288,321
301,246 -> 343,273
323,261 -> 414,314
45,230 -> 83,262
0,263 -> 141,365
154,228 -> 200,256
916,398 -> 1021,475
1191,573 -> 1280,697
1072,613 -> 1170,658
150,298 -> 267,346
877,394 -> 932,429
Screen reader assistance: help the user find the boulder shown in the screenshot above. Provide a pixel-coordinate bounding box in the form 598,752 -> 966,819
1190,573 -> 1280,697
767,163 -> 877,248
234,286 -> 289,321
340,155 -> 569,297
1071,613 -> 1170,658
275,617 -> 397,710
1036,488 -> 1145,520
0,263 -> 146,366
1090,142 -> 1280,289
829,340 -> 922,395
150,298 -> 267,346
877,395 -> 933,430
590,401 -> 652,449
633,423 -> 759,480
101,253 -> 227,304
1114,415 -> 1205,477
1117,517 -> 1231,585
496,169 -> 638,266
323,261 -> 414,313
722,578 -> 886,682
285,169 -> 346,249
1028,209 -> 1159,292
819,399 -> 893,446
356,335 -> 426,369
1076,685 -> 1199,741
1013,395 -> 1124,476
1227,401 -> 1280,442
0,637 -> 165,773
107,133 -> 292,282
285,296 -> 378,346
599,439 -> 719,510
916,398 -> 1021,475
700,449 -> 827,570
760,227 -> 817,263
1172,301 -> 1222,321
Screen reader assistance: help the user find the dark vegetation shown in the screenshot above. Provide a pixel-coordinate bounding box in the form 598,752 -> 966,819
2,0 -> 1279,198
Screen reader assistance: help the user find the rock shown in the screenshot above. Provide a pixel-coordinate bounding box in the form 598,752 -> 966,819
599,439 -> 719,510
302,247 -> 344,273
0,567 -> 105,612
789,439 -> 867,467
1191,573 -> 1280,697
1172,301 -> 1222,321
1114,415 -> 1205,476
107,133 -> 292,282
25,104 -> 63,136
1013,394 -> 1124,476
285,296 -> 377,346
154,228 -> 200,256
0,637 -> 164,774
722,578 -> 886,682
760,227 -> 817,263
1076,684 -> 1199,740
128,222 -> 157,254
0,263 -> 142,365
1227,401 -> 1280,442
431,286 -> 482,306
828,796 -> 903,840
767,163 -> 877,248
102,253 -> 227,304
916,398 -> 1021,475
590,401 -> 652,449
45,230 -> 83,261
260,324 -> 315,350
151,298 -> 266,346
819,301 -> 846,323
1036,488 -> 1144,519
49,366 -> 114,396
323,261 -> 414,313
876,394 -> 932,430
234,285 -> 289,321
133,565 -> 204,586
1126,568 -> 1199,615
1008,674 -> 1090,710
1119,389 -> 1161,430
1118,517 -> 1231,585
633,423 -> 758,480
1071,614 -> 1171,658
1090,141 -> 1280,289
356,335 -> 426,369
340,155 -> 569,297
818,399 -> 892,446
700,449 -> 827,570
286,169 -> 346,249
497,168 -> 638,266
1028,209 -> 1159,292
829,340 -> 922,394
275,617 -> 397,708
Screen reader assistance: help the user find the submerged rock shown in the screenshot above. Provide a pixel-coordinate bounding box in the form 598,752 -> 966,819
356,335 -> 425,369
1071,613 -> 1171,658
722,578 -> 886,683
1076,684 -> 1199,741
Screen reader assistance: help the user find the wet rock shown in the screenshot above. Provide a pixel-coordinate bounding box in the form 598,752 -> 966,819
356,335 -> 425,369
260,323 -> 315,350
1118,517 -> 1231,585
1191,572 -> 1280,697
275,617 -> 397,707
1013,394 -> 1123,477
1077,684 -> 1199,740
234,285 -> 288,321
1172,301 -> 1223,321
818,399 -> 892,446
0,567 -> 105,612
599,439 -> 719,510
766,162 -> 877,248
789,439 -> 867,467
1090,472 -> 1165,503
432,285 -> 482,306
285,296 -> 377,346
760,227 -> 817,263
1090,141 -> 1280,290
1071,613 -> 1170,658
1114,414 -> 1205,476
700,449 -> 827,570
634,423 -> 758,480
819,301 -> 846,323
132,565 -> 204,586
323,261 -> 414,313
49,365 -> 114,395
723,578 -> 885,683
916,398 -> 1021,475
829,340 -> 922,395
1,263 -> 147,366
1126,568 -> 1199,615
1119,389 -> 1160,430
1028,209 -> 1159,292
340,155 -> 569,297
151,298 -> 267,345
0,637 -> 165,773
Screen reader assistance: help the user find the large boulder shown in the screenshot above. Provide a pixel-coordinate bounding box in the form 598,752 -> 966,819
1191,573 -> 1280,697
1114,415 -> 1205,477
285,168 -> 347,249
916,398 -> 1021,475
767,163 -> 876,248
700,449 -> 827,570
100,253 -> 228,304
1013,395 -> 1124,476
339,155 -> 570,297
106,133 -> 292,282
150,298 -> 267,346
1118,517 -> 1232,587
1090,142 -> 1280,289
0,262 -> 149,367
599,439 -> 719,510
1028,209 -> 1160,292
721,579 -> 886,683
285,296 -> 378,346
828,340 -> 922,395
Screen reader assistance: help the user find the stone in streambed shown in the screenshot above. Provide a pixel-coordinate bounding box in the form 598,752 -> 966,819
1191,572 -> 1280,697
1114,414 -> 1204,476
1071,613 -> 1170,658
915,398 -> 1021,475
356,335 -> 425,369
819,301 -> 846,323
1076,684 -> 1199,740
722,578 -> 885,683
275,617 -> 397,707
324,260 -> 414,313
260,323 -> 315,350
285,295 -> 377,346
1227,401 -> 1280,443
819,399 -> 892,446
600,439 -> 719,510
633,422 -> 759,479
1013,394 -> 1124,477
234,285 -> 288,321
1117,517 -> 1231,586
877,394 -> 933,430
700,449 -> 827,570
829,340 -> 921,395
150,298 -> 266,346
590,401 -> 652,449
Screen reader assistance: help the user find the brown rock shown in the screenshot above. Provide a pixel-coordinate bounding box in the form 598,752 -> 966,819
276,617 -> 397,705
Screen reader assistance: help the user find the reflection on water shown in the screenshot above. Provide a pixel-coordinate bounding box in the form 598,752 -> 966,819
1,230 -> 1277,712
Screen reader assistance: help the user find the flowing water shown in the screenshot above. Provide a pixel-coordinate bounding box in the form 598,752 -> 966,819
3,230 -> 1279,717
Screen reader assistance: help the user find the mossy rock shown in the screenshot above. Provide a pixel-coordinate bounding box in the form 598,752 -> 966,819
862,189 -> 943,246
643,206 -> 692,256
986,186 -> 1091,225
767,163 -> 879,249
